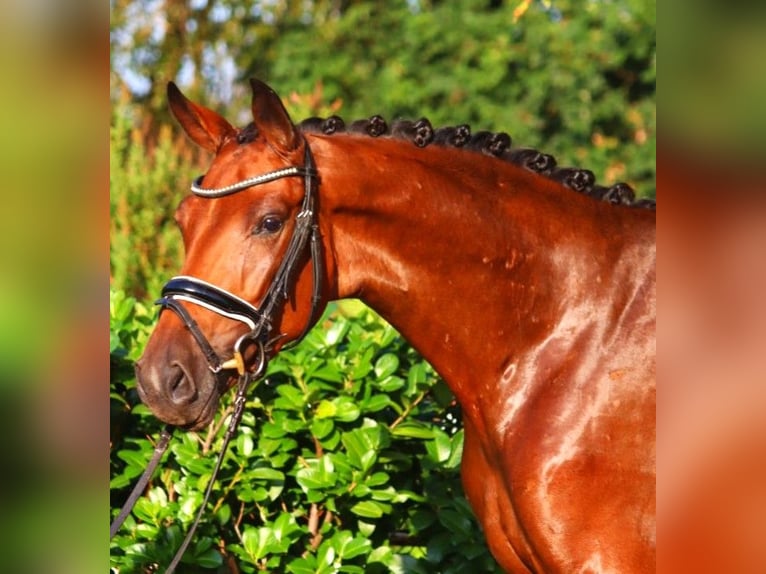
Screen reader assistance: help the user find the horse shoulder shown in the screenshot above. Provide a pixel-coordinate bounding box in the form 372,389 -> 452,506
490,356 -> 655,572
470,294 -> 655,571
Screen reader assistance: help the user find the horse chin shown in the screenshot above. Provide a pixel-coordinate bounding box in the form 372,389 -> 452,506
181,389 -> 222,430
181,409 -> 216,431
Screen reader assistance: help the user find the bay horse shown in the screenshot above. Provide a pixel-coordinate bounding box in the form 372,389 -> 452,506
135,79 -> 656,573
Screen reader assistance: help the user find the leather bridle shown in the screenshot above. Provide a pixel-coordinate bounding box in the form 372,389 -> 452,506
160,142 -> 324,377
110,141 -> 323,573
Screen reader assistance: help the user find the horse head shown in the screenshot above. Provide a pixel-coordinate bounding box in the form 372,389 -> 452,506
135,80 -> 326,429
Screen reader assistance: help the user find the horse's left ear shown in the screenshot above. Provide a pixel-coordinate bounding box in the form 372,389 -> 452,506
249,78 -> 300,154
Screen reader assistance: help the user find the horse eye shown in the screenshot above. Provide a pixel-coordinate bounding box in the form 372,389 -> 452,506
255,216 -> 283,235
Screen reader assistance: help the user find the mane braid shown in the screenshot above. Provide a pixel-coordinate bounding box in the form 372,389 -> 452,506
504,148 -> 557,175
550,167 -> 596,194
349,115 -> 388,137
466,131 -> 512,157
297,114 -> 654,209
433,125 -> 471,147
391,118 -> 434,148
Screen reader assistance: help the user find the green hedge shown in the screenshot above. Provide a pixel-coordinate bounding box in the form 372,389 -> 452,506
110,290 -> 501,572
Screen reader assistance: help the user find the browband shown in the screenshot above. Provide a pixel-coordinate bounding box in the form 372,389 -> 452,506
191,166 -> 316,198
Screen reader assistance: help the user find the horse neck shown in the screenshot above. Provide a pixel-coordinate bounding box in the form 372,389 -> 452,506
310,134 -> 654,423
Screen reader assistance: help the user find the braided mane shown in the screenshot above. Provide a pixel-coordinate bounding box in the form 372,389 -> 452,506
298,115 -> 655,209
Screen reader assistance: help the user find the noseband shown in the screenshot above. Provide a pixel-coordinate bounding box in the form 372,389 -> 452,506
111,142 -> 323,573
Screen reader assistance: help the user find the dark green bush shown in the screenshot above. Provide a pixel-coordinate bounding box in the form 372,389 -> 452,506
110,293 -> 501,572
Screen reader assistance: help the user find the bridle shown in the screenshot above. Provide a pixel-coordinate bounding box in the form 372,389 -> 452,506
110,141 -> 323,573
158,143 -> 323,376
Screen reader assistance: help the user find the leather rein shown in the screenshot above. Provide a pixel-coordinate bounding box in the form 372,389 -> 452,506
110,142 -> 323,573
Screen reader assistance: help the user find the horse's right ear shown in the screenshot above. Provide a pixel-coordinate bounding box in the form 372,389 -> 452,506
167,82 -> 235,153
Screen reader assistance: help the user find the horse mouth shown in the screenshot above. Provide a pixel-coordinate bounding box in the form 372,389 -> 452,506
180,371 -> 239,431
180,391 -> 221,431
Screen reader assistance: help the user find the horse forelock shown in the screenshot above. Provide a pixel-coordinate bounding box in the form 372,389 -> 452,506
236,122 -> 259,144
297,115 -> 655,209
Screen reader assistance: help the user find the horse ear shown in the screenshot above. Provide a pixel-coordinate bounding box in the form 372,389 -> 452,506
167,82 -> 235,153
249,78 -> 300,154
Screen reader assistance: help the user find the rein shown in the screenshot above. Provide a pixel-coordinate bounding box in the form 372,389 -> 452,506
110,142 -> 323,573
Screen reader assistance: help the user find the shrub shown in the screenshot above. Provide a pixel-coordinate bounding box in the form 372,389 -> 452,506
110,292 -> 502,572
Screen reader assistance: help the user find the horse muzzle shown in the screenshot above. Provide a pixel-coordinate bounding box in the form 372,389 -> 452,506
135,353 -> 221,429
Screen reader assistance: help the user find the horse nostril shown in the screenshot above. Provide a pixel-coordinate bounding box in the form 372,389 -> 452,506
169,363 -> 198,405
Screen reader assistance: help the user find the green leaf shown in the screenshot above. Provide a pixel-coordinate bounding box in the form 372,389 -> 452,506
445,429 -> 464,469
216,503 -> 231,525
237,433 -> 254,457
287,557 -> 317,574
325,316 -> 350,345
376,375 -> 405,392
242,526 -> 276,561
341,426 -> 381,471
248,467 -> 285,482
179,491 -> 202,521
350,349 -> 374,380
275,384 -> 307,411
147,486 -> 167,505
295,468 -> 329,491
296,457 -> 338,491
390,421 -> 433,439
258,436 -> 284,457
116,448 -> 149,469
407,362 -> 429,388
362,394 -> 391,413
365,471 -> 390,488
357,520 -> 376,537
411,509 -> 436,530
426,428 -> 451,463
438,509 -> 473,537
311,417 -> 335,439
317,539 -> 336,568
374,353 -> 400,378
315,399 -> 337,419
110,331 -> 121,353
367,545 -> 394,565
334,532 -> 371,559
350,500 -> 390,519
273,512 -> 300,544
195,548 -> 223,568
334,397 -> 361,423
132,498 -> 158,524
318,428 -> 342,450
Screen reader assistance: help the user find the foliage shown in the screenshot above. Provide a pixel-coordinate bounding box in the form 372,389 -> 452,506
111,293 -> 501,572
265,0 -> 656,195
110,0 -> 655,196
110,97 -> 205,298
